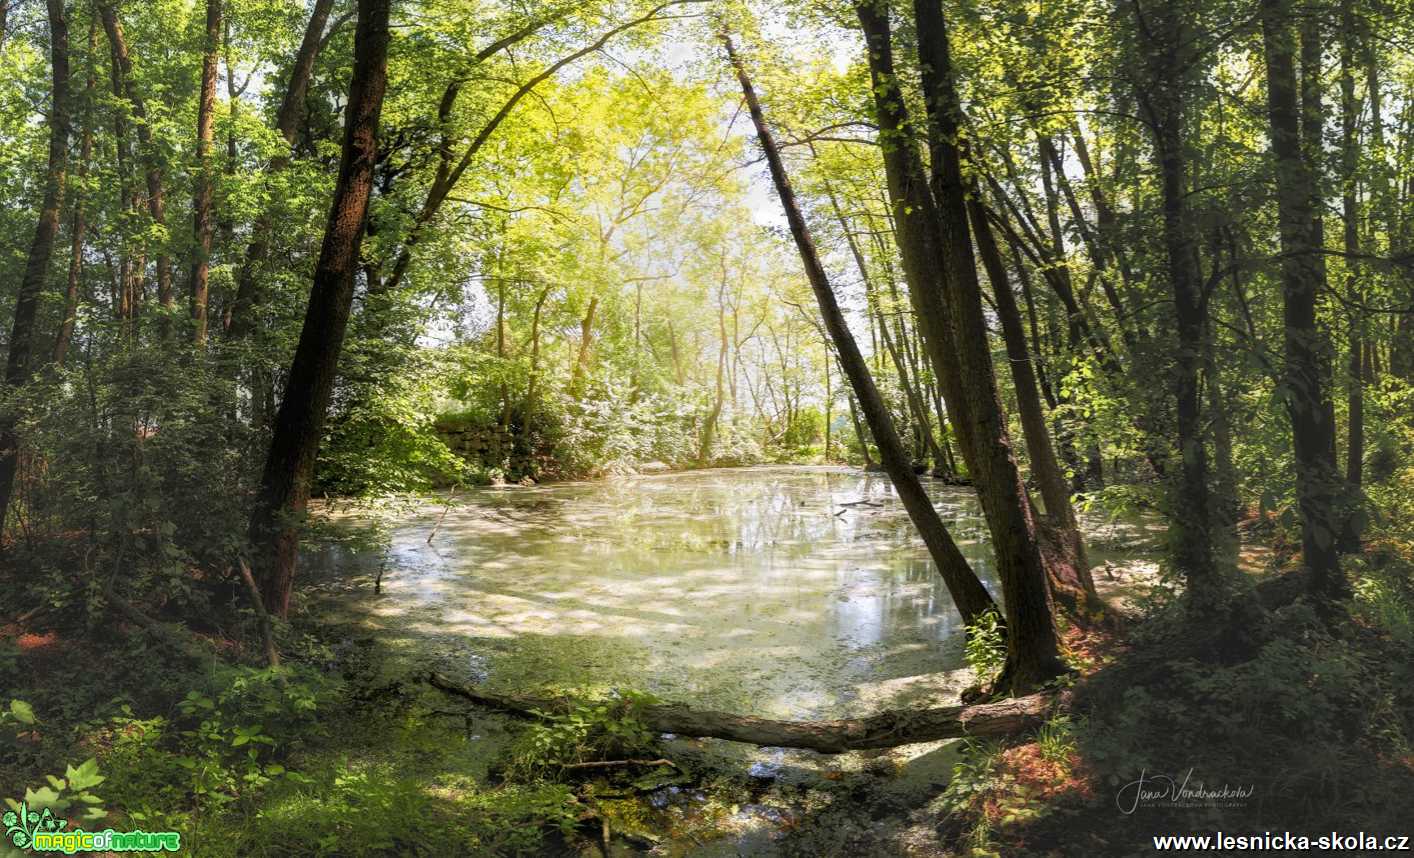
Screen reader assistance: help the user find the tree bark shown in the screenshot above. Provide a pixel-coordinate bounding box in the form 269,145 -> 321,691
970,195 -> 1100,620
1131,0 -> 1222,608
428,672 -> 1061,754
570,295 -> 598,395
54,18 -> 96,367
906,0 -> 1067,690
225,0 -> 337,340
247,0 -> 391,617
1337,1 -> 1363,553
700,279 -> 728,464
827,183 -> 941,469
1260,0 -> 1346,600
189,0 -> 222,345
722,32 -> 999,630
98,3 -> 172,316
0,0 -> 69,540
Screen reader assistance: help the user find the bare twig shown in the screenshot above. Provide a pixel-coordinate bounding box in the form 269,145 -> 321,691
237,559 -> 280,669
426,489 -> 458,545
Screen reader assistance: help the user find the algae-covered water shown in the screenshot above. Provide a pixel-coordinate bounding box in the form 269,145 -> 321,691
312,466 -> 1013,718
306,465 -> 1165,855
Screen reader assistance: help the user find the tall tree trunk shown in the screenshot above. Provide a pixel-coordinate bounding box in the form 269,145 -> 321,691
722,31 -> 999,630
247,0 -> 391,617
1131,0 -> 1223,608
907,0 -> 1067,689
189,0 -> 222,345
847,390 -> 873,469
225,0 -> 337,339
0,0 -> 69,539
823,353 -> 832,461
520,285 -> 551,467
1204,330 -> 1240,526
101,3 -> 137,329
54,17 -> 96,367
98,3 -> 172,317
1260,0 -> 1346,600
970,195 -> 1100,619
1337,0 -> 1363,552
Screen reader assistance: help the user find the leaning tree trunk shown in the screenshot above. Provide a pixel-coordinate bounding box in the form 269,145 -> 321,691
722,32 -> 999,629
904,0 -> 1067,691
0,0 -> 69,540
189,0 -> 222,345
969,195 -> 1101,621
247,0 -> 391,617
429,672 -> 1062,754
1260,0 -> 1346,601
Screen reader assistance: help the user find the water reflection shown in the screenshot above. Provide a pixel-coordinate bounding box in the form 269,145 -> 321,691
313,466 -> 1002,720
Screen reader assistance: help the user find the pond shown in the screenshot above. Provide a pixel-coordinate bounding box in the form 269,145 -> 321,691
310,466 -> 1164,721
306,465 -> 1166,854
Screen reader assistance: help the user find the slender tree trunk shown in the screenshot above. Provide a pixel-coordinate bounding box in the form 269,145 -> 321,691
54,18 -> 96,367
1131,0 -> 1223,608
247,0 -> 391,617
908,0 -> 1067,689
970,196 -> 1100,619
827,184 -> 941,468
1337,1 -> 1363,552
1204,329 -> 1240,526
1260,0 -> 1346,600
520,285 -> 551,464
823,353 -> 832,461
700,279 -> 728,464
570,295 -> 598,395
189,0 -> 222,345
847,390 -> 873,468
0,0 -> 69,540
99,3 -> 172,317
101,4 -> 137,330
722,31 -> 999,630
226,0 -> 337,339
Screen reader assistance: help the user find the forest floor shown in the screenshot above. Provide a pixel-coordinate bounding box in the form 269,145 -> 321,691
3,500 -> 1412,856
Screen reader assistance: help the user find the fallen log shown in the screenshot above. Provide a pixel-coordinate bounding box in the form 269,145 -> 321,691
427,672 -> 1061,753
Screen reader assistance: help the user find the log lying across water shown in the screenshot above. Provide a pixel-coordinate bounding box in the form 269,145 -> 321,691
427,672 -> 1060,753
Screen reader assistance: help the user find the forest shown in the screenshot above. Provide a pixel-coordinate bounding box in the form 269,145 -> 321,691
1,0 -> 1412,853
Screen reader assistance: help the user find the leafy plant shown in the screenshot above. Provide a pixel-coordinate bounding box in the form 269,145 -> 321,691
509,689 -> 659,777
964,610 -> 1007,686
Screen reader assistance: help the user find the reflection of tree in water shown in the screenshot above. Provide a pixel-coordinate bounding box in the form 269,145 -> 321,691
312,468 -> 1012,720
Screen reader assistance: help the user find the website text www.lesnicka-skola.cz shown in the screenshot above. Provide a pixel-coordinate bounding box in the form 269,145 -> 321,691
1152,832 -> 1411,852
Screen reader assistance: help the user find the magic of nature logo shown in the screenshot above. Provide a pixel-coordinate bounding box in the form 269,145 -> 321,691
4,803 -> 180,854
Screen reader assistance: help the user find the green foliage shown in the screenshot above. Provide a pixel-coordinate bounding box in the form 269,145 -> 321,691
318,348 -> 470,496
935,739 -> 1005,856
509,690 -> 660,778
2,701 -> 108,839
91,666 -> 334,824
1035,714 -> 1078,767
963,610 -> 1007,686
